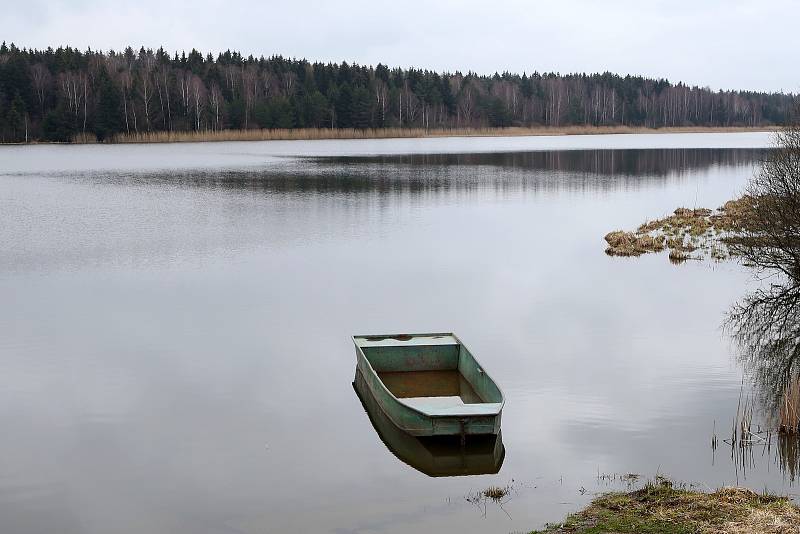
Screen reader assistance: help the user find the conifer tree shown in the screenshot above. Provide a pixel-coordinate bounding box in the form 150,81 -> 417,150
94,68 -> 123,141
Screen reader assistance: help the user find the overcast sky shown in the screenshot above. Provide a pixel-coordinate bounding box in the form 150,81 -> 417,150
2,0 -> 797,93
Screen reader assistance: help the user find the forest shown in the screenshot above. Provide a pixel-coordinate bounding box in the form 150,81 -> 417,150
0,42 -> 796,143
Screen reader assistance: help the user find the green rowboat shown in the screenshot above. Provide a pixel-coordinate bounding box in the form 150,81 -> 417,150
352,333 -> 504,437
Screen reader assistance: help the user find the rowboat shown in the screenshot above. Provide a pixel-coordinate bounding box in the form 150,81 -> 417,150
354,369 -> 505,476
352,333 -> 504,437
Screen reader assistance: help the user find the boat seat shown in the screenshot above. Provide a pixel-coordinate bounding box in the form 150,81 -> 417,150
401,397 -> 503,416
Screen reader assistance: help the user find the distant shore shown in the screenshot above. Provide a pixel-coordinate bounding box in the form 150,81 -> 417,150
0,125 -> 778,146
95,125 -> 779,145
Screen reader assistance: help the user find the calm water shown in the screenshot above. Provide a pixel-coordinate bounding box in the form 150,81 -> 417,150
1,133 -> 794,533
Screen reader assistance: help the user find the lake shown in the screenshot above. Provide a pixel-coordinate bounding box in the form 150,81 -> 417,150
0,132 -> 793,533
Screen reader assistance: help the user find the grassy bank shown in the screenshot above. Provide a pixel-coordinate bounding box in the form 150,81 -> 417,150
66,125 -> 776,145
531,479 -> 799,534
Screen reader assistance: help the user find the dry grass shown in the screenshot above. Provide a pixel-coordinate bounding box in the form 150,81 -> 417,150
779,376 -> 800,434
668,248 -> 690,264
605,198 -> 757,264
481,485 -> 510,501
604,231 -> 666,256
532,479 -> 800,534
713,197 -> 758,233
466,483 -> 515,518
64,125 -> 778,144
71,132 -> 98,144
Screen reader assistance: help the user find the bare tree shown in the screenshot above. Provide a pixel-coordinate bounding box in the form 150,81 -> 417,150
725,125 -> 800,433
30,63 -> 51,117
261,70 -> 279,99
457,79 -> 478,127
138,52 -> 155,131
209,83 -> 223,131
190,74 -> 206,131
155,64 -> 172,130
375,79 -> 388,127
119,69 -> 137,133
730,126 -> 800,279
241,65 -> 258,128
177,69 -> 191,120
402,80 -> 419,125
281,71 -> 297,98
223,64 -> 239,98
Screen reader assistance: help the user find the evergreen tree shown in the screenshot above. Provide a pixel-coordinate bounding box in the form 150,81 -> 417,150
94,68 -> 123,141
303,91 -> 330,128
0,41 -> 795,142
485,97 -> 511,127
351,87 -> 372,129
335,84 -> 353,128
8,93 -> 26,141
42,104 -> 76,142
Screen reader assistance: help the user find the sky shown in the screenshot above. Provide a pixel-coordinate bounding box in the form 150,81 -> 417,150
2,0 -> 798,93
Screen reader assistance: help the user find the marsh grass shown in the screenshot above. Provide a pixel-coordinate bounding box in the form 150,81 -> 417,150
72,132 -> 98,144
603,231 -> 665,257
66,125 -> 776,144
481,485 -> 510,501
466,482 -> 516,518
531,477 -> 800,534
778,376 -> 800,434
725,385 -> 772,451
605,197 -> 756,264
714,381 -> 800,484
668,248 -> 690,264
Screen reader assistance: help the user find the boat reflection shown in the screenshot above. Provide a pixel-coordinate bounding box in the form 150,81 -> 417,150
353,369 -> 505,477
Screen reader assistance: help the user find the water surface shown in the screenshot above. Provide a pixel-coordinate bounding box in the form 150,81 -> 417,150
1,133 -> 793,534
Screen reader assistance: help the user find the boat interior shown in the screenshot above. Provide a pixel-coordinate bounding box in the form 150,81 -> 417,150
354,334 -> 503,414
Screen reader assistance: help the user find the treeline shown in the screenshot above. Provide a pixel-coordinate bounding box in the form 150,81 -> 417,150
0,42 -> 796,143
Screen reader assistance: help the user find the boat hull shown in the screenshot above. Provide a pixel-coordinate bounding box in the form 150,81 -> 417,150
353,333 -> 503,437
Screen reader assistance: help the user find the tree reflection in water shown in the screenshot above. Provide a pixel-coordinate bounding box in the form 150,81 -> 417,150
727,126 -> 800,482
728,280 -> 800,482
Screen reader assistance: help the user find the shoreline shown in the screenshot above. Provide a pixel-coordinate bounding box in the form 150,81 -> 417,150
531,480 -> 800,533
0,125 -> 778,146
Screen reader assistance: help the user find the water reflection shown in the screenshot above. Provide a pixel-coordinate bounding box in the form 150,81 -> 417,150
725,304 -> 800,485
0,139 -> 782,534
321,148 -> 765,177
353,370 -> 505,477
777,434 -> 800,482
78,148 -> 766,196
732,283 -> 800,423
727,166 -> 800,481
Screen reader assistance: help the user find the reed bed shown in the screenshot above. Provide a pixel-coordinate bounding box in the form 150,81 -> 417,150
67,125 -> 777,145
727,385 -> 763,448
717,380 -> 800,483
71,132 -> 98,144
604,197 -> 756,263
779,376 -> 800,434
